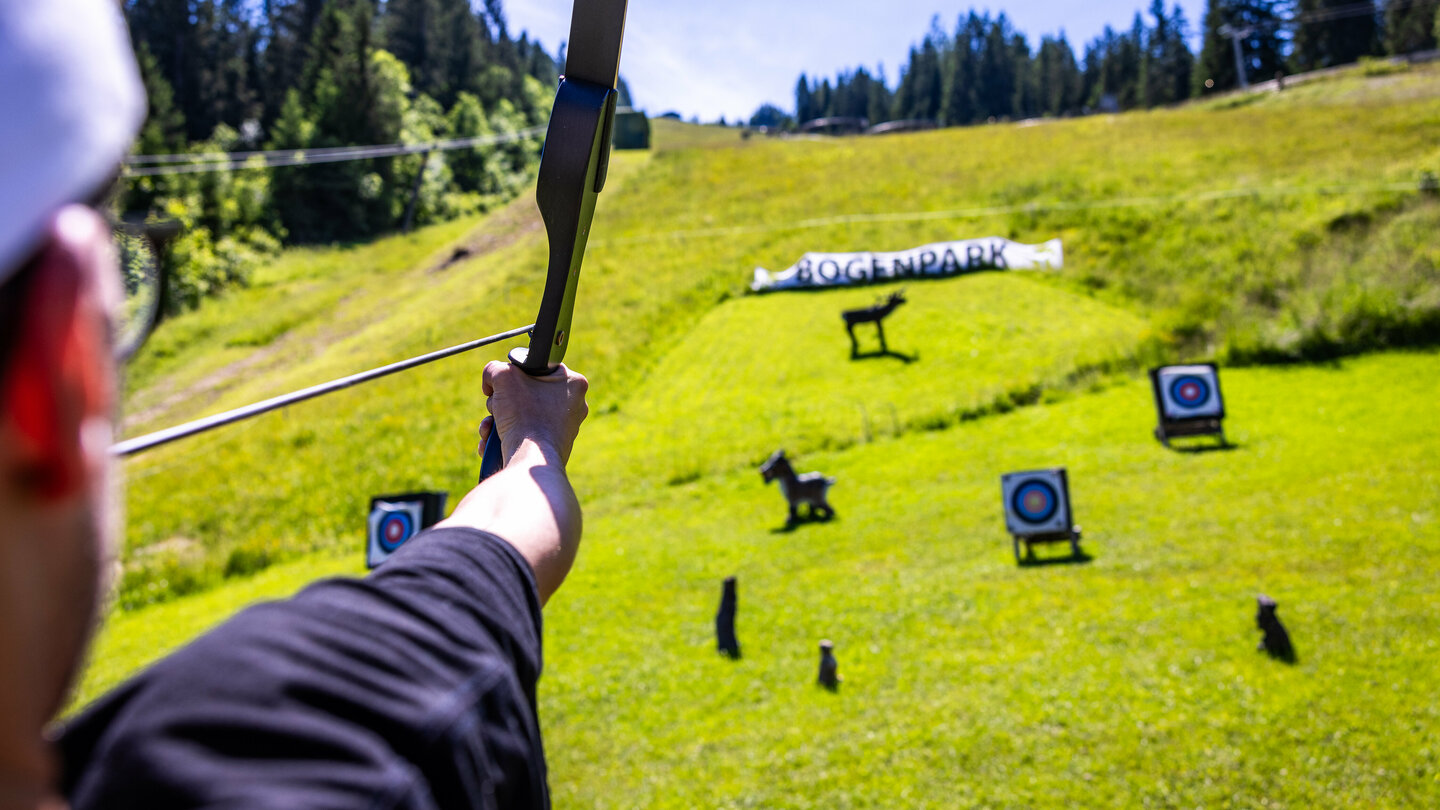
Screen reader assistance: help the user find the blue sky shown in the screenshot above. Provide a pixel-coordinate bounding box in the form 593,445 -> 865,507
504,0 -> 1210,122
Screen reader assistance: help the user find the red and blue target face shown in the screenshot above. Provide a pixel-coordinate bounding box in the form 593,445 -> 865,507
1169,375 -> 1211,409
1156,365 -> 1223,419
378,511 -> 415,552
1011,481 -> 1060,524
367,499 -> 429,568
1001,470 -> 1071,535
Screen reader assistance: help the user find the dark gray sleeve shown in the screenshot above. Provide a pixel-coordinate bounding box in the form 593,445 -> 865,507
59,528 -> 550,810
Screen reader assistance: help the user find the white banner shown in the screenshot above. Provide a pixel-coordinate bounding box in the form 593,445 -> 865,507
751,237 -> 1063,292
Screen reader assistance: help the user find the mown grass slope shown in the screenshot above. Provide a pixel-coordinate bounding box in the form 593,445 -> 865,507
536,352 -> 1440,809
582,273 -> 1147,490
83,353 -> 1440,807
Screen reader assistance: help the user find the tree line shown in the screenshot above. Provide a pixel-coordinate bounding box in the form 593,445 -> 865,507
121,0 -> 572,312
759,0 -> 1439,129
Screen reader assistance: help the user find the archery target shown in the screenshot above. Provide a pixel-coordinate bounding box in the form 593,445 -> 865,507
1155,364 -> 1223,420
1001,469 -> 1073,536
366,499 -> 427,569
378,510 -> 415,552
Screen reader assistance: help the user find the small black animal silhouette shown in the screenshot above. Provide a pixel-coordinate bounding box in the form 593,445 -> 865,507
817,639 -> 841,691
841,290 -> 906,356
716,576 -> 740,659
760,450 -> 836,526
1256,594 -> 1295,663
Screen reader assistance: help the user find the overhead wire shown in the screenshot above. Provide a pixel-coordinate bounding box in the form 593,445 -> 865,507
122,126 -> 546,177
1226,0 -> 1430,34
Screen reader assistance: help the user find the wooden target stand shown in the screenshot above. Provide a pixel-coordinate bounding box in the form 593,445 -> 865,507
1153,416 -> 1226,448
1012,527 -> 1083,564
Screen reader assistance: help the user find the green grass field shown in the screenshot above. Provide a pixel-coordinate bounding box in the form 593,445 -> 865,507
74,64 -> 1440,806
83,353 -> 1440,807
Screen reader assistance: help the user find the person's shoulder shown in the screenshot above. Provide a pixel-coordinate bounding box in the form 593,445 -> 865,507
344,526 -> 545,674
59,527 -> 552,810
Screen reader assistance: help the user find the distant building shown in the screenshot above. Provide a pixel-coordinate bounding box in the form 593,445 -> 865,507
798,116 -> 868,135
612,106 -> 650,150
865,119 -> 938,136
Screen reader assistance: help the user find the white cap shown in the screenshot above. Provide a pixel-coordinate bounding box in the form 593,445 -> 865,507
0,0 -> 146,283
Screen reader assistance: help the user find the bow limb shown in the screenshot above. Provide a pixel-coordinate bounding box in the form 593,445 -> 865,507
479,0 -> 630,480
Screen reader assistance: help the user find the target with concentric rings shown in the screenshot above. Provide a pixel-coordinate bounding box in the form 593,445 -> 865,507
378,512 -> 415,552
1011,480 -> 1060,524
1169,375 -> 1211,409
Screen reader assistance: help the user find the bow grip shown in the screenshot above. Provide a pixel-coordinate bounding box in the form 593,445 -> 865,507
478,354 -> 562,482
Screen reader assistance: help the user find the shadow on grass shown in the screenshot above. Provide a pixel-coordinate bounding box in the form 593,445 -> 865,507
1018,549 -> 1094,567
1262,648 -> 1300,666
850,348 -> 919,364
770,515 -> 838,534
1171,441 -> 1242,455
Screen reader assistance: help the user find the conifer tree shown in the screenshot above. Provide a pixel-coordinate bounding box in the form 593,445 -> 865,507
976,14 -> 1018,119
1140,1 -> 1194,107
133,42 -> 188,156
866,65 -> 893,124
1195,1 -> 1285,94
260,0 -> 329,125
794,75 -> 814,124
1036,34 -> 1081,116
1384,0 -> 1439,55
1292,0 -> 1380,71
941,13 -> 980,125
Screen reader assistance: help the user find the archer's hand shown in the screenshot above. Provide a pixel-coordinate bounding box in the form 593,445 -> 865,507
479,361 -> 589,466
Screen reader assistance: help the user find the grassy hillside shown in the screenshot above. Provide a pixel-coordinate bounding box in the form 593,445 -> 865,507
73,62 -> 1440,806
82,353 -> 1440,807
114,62 -> 1440,608
581,273 -> 1147,491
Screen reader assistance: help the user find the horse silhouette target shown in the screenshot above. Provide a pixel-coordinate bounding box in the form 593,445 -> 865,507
1001,469 -> 1073,537
366,492 -> 448,569
1155,364 -> 1223,420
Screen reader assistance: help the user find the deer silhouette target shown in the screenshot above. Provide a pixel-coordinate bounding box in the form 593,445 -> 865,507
841,290 -> 906,357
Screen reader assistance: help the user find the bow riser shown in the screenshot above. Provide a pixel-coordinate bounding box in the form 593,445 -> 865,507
515,78 -> 616,375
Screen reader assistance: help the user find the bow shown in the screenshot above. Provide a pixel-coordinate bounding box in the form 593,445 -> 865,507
479,0 -> 630,480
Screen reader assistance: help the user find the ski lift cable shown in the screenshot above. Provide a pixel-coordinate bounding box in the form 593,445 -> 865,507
1224,0 -> 1428,35
122,126 -> 547,176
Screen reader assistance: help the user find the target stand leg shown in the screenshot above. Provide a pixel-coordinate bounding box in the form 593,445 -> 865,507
1013,535 -> 1024,565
